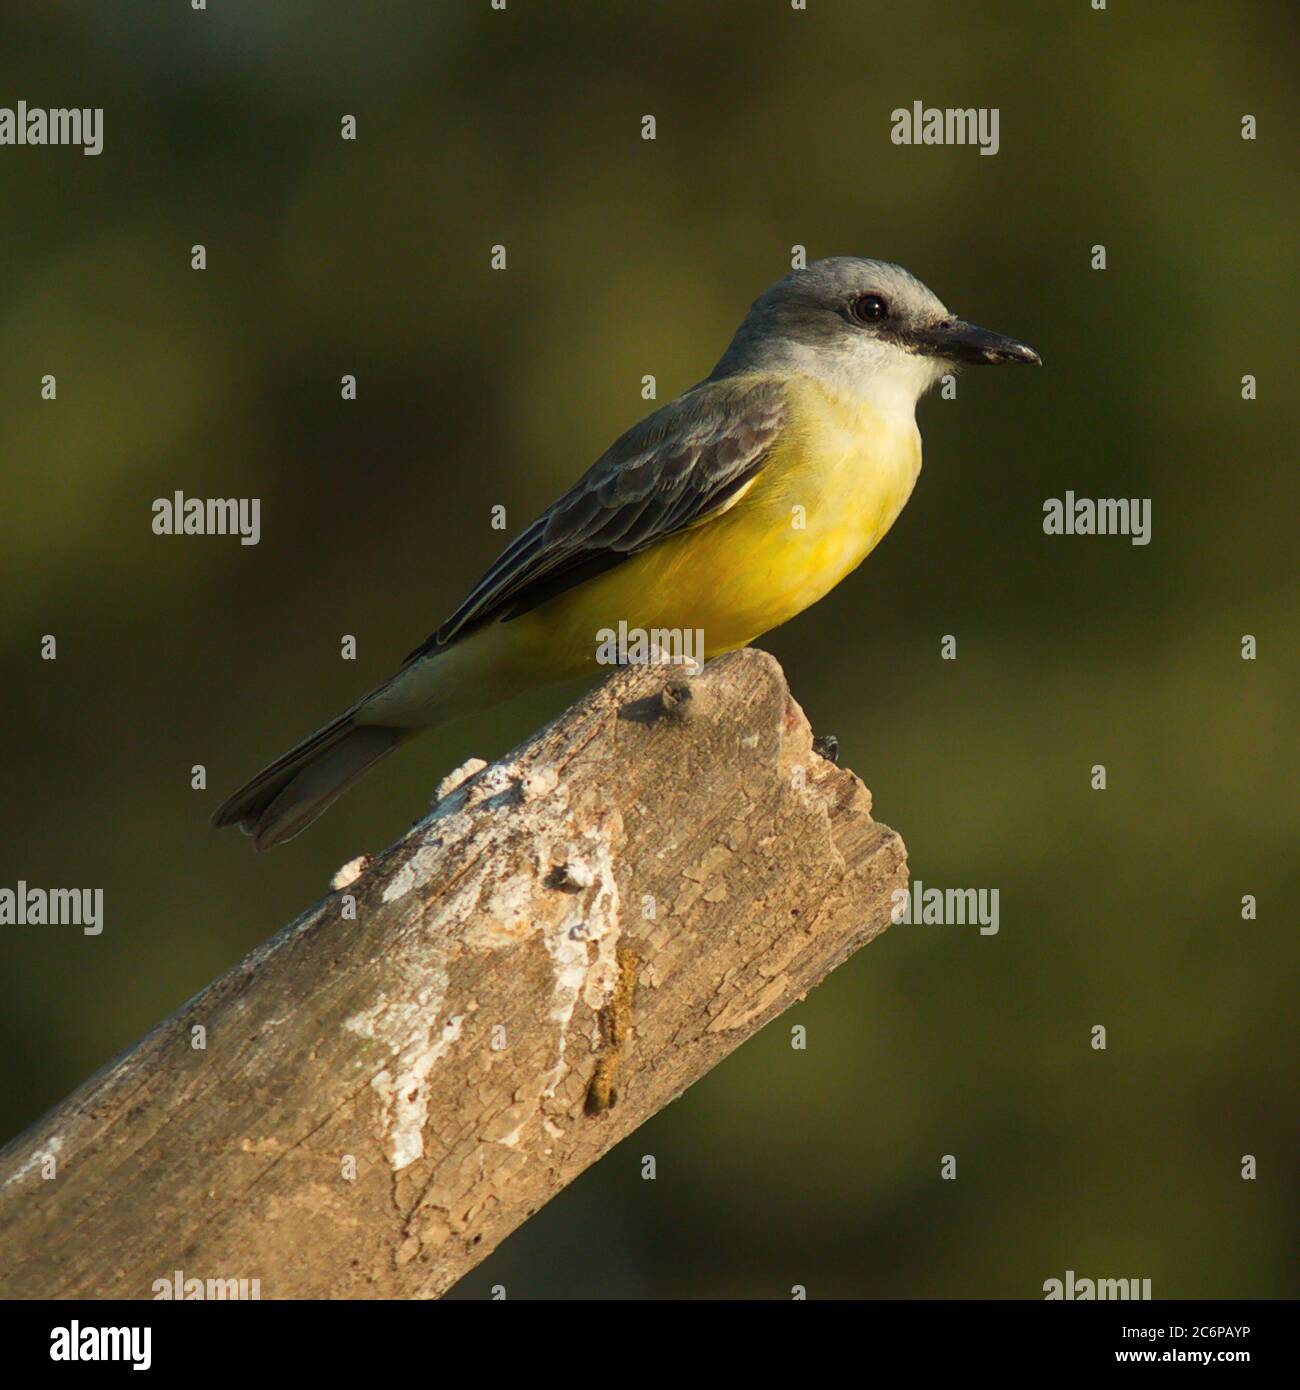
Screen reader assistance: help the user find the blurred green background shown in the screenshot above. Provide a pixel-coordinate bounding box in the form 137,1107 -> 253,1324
1,0 -> 1295,1298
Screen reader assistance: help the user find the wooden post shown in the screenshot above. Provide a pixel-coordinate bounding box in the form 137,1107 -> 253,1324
0,649 -> 907,1299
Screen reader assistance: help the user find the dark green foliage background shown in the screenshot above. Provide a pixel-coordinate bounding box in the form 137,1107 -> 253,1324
1,1 -> 1294,1298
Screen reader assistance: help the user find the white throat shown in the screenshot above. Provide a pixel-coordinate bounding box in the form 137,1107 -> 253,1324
785,336 -> 947,422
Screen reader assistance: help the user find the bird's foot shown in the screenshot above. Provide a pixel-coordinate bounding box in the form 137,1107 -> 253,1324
812,733 -> 839,765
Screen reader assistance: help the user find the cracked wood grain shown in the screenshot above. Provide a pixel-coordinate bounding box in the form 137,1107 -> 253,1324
0,648 -> 907,1299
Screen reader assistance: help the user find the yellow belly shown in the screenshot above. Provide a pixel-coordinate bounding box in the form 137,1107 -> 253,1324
369,375 -> 923,728
514,374 -> 922,665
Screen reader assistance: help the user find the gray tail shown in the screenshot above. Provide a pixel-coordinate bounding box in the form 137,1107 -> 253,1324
212,711 -> 405,851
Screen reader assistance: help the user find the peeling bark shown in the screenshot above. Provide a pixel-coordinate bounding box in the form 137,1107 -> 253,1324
0,648 -> 907,1299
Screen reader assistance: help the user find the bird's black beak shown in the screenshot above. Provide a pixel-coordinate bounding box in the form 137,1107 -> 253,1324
909,318 -> 1041,366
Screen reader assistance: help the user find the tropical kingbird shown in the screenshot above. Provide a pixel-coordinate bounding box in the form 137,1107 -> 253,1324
214,257 -> 1039,848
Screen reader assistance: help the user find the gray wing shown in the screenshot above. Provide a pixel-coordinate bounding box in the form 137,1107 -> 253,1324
404,375 -> 787,660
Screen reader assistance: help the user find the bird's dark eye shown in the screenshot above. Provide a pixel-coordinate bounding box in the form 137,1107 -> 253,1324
850,293 -> 889,324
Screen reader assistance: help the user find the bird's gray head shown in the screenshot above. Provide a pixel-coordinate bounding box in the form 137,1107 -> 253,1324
710,256 -> 1039,407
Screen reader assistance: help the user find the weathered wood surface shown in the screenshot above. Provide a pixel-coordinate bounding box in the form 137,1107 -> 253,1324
0,648 -> 907,1298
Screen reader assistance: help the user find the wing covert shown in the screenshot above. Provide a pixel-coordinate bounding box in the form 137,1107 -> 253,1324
404,376 -> 786,661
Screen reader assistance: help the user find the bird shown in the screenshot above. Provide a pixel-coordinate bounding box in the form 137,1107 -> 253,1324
213,257 -> 1039,849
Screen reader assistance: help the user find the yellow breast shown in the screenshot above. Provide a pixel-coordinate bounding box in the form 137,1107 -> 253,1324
670,373 -> 923,649
503,373 -> 923,669
771,373 -> 923,574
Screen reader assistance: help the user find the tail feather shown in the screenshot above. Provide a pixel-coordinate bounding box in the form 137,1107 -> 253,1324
212,712 -> 405,851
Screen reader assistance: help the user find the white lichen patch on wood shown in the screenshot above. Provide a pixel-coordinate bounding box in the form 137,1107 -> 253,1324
344,977 -> 458,1171
387,1013 -> 464,1171
434,756 -> 487,805
520,765 -> 559,801
331,855 -> 370,890
354,751 -> 622,1166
